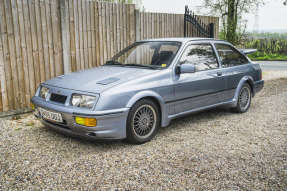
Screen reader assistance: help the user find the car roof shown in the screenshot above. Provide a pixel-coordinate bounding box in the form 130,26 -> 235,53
139,37 -> 228,44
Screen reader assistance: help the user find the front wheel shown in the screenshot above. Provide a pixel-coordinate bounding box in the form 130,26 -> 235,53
126,99 -> 160,144
234,83 -> 252,113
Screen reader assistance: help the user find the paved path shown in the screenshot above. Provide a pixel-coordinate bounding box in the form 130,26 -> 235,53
256,61 -> 287,71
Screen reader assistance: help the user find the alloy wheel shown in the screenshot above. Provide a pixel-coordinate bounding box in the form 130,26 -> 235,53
239,86 -> 251,111
132,104 -> 157,139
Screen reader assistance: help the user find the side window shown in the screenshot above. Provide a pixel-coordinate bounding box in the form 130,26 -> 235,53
215,44 -> 248,68
180,44 -> 218,72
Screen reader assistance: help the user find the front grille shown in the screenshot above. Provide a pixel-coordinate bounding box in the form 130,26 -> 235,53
50,93 -> 67,104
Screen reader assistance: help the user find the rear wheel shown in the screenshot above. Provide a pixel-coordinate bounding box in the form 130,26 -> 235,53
234,83 -> 252,113
126,99 -> 160,144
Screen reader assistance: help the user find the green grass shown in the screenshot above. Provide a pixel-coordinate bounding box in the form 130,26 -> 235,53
248,52 -> 287,61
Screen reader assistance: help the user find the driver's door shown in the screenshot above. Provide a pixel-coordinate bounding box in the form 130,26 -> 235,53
171,43 -> 226,114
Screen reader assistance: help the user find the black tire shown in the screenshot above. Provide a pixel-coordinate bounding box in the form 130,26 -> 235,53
126,99 -> 160,144
233,83 -> 252,113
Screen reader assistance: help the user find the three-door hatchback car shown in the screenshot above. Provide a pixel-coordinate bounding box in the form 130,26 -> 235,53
32,38 -> 264,144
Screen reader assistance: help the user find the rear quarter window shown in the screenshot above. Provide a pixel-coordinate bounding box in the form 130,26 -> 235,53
215,43 -> 249,68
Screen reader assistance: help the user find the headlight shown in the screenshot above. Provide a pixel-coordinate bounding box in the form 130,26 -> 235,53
39,86 -> 49,99
71,94 -> 98,109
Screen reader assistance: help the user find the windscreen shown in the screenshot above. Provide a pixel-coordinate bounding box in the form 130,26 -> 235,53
105,41 -> 181,69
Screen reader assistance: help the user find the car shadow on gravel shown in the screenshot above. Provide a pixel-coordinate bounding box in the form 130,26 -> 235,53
158,107 -> 234,134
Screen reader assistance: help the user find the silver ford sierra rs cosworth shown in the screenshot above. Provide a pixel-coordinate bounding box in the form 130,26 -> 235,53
31,38 -> 264,144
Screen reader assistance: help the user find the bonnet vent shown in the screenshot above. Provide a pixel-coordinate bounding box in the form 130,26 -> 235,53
96,77 -> 120,85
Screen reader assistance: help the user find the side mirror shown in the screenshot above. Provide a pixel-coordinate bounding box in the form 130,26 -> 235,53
176,61 -> 196,75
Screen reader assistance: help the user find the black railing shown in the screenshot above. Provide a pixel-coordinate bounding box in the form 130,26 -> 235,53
184,6 -> 215,38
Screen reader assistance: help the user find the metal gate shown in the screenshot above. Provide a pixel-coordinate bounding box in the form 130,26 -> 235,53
184,6 -> 215,38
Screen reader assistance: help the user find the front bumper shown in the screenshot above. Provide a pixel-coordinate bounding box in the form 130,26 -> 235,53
31,96 -> 129,140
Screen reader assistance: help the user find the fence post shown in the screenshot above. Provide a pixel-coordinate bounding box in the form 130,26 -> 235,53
60,0 -> 70,74
184,6 -> 187,37
209,23 -> 214,38
135,9 -> 140,41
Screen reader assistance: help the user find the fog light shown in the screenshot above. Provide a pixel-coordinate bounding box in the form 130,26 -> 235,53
75,117 -> 97,127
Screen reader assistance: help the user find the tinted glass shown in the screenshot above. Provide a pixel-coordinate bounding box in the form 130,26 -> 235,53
215,44 -> 248,68
180,44 -> 218,71
107,42 -> 181,69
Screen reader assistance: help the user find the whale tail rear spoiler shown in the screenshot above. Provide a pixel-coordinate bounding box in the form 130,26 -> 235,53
240,49 -> 257,55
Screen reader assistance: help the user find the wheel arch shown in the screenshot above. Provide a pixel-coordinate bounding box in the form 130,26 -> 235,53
233,76 -> 255,106
126,91 -> 168,127
245,78 -> 255,97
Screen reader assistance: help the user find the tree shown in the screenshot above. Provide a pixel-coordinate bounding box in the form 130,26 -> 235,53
203,0 -> 264,44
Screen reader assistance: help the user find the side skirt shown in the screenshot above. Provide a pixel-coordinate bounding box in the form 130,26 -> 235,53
168,100 -> 236,120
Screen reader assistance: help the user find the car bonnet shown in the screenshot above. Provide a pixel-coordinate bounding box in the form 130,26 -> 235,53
43,66 -> 157,94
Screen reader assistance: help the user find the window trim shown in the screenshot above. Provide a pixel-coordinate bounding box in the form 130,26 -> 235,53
177,42 -> 220,72
214,43 -> 250,68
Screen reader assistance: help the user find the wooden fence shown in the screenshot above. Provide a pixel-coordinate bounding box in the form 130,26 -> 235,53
136,12 -> 219,41
0,0 -> 219,113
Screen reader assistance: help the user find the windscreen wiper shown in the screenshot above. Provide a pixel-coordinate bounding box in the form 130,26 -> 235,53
124,64 -> 158,69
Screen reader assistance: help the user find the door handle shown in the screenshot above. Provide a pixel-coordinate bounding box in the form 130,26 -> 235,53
217,71 -> 223,76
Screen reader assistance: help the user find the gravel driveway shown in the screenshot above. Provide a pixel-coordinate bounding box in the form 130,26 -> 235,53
1,79 -> 287,190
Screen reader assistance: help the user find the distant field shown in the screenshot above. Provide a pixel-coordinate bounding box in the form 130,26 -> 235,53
248,52 -> 287,61
243,38 -> 287,61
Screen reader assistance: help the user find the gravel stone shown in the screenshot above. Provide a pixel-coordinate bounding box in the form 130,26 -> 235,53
0,78 -> 286,190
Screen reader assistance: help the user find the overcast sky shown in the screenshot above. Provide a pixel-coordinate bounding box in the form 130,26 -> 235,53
140,0 -> 287,32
